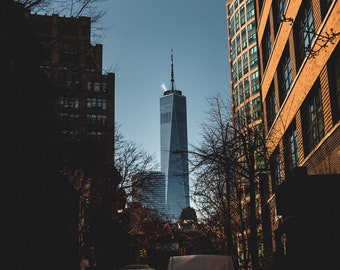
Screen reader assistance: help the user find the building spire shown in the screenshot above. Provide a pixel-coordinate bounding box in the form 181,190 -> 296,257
170,48 -> 176,90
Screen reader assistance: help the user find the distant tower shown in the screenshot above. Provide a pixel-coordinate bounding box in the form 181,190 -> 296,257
160,49 -> 190,220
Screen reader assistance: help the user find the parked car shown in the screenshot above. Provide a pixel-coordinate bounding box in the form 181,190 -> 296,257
119,265 -> 155,270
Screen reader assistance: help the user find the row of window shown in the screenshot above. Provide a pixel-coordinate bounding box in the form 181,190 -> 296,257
59,50 -> 99,66
87,98 -> 107,110
271,85 -> 323,190
59,97 -> 108,110
59,97 -> 80,108
270,65 -> 339,190
58,113 -> 107,124
61,130 -> 106,142
87,81 -> 108,92
41,65 -> 98,73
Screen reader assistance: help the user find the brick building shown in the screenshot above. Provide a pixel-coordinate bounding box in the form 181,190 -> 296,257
28,11 -> 117,267
29,13 -> 115,164
256,0 -> 340,269
3,2 -> 79,269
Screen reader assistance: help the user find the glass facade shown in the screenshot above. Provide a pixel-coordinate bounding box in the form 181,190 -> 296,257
142,172 -> 167,215
228,0 -> 260,121
160,90 -> 190,220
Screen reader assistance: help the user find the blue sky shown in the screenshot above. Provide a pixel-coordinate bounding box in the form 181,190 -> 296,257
101,0 -> 230,165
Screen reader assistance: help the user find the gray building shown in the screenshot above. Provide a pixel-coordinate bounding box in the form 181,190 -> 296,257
160,51 -> 190,220
142,171 -> 167,215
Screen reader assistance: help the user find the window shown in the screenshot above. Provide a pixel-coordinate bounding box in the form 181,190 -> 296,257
302,2 -> 315,50
327,45 -> 340,122
234,85 -> 239,106
284,121 -> 299,174
242,52 -> 249,74
246,0 -> 255,20
252,96 -> 262,120
321,0 -> 334,19
278,46 -> 293,103
283,56 -> 292,93
235,11 -> 240,31
232,62 -> 238,81
279,0 -> 286,20
270,148 -> 283,192
161,112 -> 171,124
244,77 -> 250,99
250,70 -> 260,94
230,40 -> 236,61
262,22 -> 272,69
239,82 -> 244,103
272,0 -> 281,37
266,82 -> 277,128
229,17 -> 235,38
234,0 -> 239,9
240,6 -> 246,26
249,45 -> 258,69
94,82 -> 101,92
241,28 -> 247,49
102,82 -> 108,92
245,102 -> 251,121
87,98 -> 107,110
240,106 -> 245,119
236,34 -> 241,55
61,130 -> 79,141
229,4 -> 234,16
294,0 -> 315,69
59,51 -> 79,64
59,97 -> 79,108
248,22 -> 256,44
302,80 -> 325,155
87,82 -> 92,91
87,114 -> 107,125
238,57 -> 243,79
86,131 -> 104,142
58,113 -> 80,122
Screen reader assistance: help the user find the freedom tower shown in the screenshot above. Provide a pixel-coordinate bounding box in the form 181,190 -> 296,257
160,50 -> 190,220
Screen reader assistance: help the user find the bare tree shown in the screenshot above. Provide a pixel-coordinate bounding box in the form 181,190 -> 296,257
114,123 -> 160,206
190,94 -> 239,269
17,0 -> 110,44
17,0 -> 108,21
190,93 -> 270,270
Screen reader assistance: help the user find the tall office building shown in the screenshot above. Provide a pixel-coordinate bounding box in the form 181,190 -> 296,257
256,0 -> 340,268
226,1 -> 272,268
227,0 -> 261,126
160,51 -> 190,220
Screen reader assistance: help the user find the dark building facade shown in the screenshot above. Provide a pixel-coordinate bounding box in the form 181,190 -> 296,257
3,2 -> 79,269
27,10 -> 117,269
28,12 -> 115,164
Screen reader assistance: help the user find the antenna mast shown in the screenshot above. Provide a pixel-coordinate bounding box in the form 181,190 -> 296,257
170,48 -> 176,90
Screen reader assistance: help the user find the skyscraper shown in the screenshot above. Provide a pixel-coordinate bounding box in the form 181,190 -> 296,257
226,1 -> 270,268
160,50 -> 190,220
